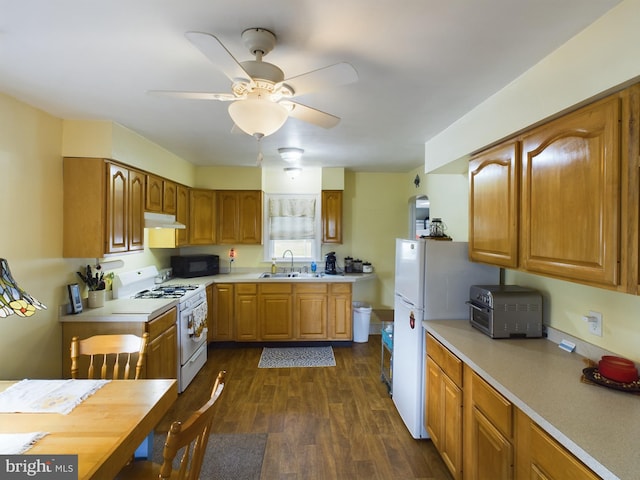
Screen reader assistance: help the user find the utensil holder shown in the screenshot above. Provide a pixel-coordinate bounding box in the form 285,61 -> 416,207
87,290 -> 105,308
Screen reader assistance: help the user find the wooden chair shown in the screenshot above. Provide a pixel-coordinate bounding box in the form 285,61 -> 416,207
117,370 -> 227,480
70,333 -> 149,380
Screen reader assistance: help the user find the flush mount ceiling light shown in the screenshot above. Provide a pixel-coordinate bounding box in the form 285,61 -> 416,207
228,93 -> 289,138
284,167 -> 302,179
278,147 -> 304,163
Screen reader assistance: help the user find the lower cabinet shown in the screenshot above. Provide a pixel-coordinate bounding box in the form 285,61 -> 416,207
464,366 -> 514,480
61,307 -> 178,381
425,334 -> 463,479
515,409 -> 600,480
210,283 -> 233,341
209,282 -> 353,342
425,334 -> 599,480
259,283 -> 293,340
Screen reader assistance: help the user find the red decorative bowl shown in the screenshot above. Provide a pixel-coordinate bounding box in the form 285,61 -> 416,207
598,356 -> 638,383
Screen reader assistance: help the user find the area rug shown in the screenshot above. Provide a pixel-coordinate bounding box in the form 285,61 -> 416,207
152,432 -> 267,479
258,346 -> 336,368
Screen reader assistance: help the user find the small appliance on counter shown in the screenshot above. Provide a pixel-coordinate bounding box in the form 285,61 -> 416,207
324,252 -> 337,275
171,254 -> 219,278
467,285 -> 543,339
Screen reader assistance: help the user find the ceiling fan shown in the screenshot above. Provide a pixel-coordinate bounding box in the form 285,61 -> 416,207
150,27 -> 359,139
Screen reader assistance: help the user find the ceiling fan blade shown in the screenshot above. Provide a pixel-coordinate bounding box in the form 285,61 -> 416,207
148,90 -> 237,101
282,101 -> 341,129
283,62 -> 358,97
185,31 -> 254,86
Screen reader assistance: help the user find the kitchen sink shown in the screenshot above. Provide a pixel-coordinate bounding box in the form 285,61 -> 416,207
259,272 -> 325,279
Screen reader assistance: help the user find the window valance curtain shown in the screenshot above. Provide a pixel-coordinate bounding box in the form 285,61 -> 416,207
269,197 -> 316,239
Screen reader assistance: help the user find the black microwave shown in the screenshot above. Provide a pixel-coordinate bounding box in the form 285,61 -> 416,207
171,254 -> 219,278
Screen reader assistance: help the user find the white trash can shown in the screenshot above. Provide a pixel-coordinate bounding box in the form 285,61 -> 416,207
353,302 -> 373,343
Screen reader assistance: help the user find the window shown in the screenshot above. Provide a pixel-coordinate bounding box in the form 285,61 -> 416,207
263,194 -> 321,262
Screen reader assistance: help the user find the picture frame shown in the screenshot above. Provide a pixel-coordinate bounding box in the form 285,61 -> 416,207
67,283 -> 83,314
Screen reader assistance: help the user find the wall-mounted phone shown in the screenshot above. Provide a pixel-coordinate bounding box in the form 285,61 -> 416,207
67,283 -> 83,314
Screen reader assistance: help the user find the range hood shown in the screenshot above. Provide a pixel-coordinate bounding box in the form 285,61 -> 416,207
144,212 -> 186,229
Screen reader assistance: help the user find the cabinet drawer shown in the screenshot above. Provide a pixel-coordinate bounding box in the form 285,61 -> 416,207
236,283 -> 257,294
330,283 -> 351,294
295,283 -> 328,294
471,371 -> 512,438
259,283 -> 293,294
147,307 -> 177,339
426,334 -> 462,387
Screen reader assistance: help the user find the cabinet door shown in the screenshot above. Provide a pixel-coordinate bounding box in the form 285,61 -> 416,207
469,141 -> 519,268
106,163 -> 129,253
470,407 -> 513,480
235,284 -> 258,341
189,189 -> 216,245
238,191 -> 262,244
217,191 -> 239,245
163,180 -> 177,215
322,190 -> 343,243
176,184 -> 190,246
128,169 -> 145,252
294,284 -> 328,339
328,283 -> 352,339
212,284 -> 234,341
521,95 -> 620,287
146,324 -> 177,379
145,174 -> 163,212
425,357 -> 443,448
259,284 -> 293,340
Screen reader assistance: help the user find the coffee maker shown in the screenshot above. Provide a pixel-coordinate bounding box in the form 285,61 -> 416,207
324,252 -> 337,275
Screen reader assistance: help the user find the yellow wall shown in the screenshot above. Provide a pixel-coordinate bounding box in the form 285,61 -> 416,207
424,0 -> 640,362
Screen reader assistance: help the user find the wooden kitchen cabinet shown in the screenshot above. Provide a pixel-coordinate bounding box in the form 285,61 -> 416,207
189,188 -> 216,245
464,365 -> 514,480
60,307 -> 177,380
515,408 -> 600,480
469,141 -> 519,268
210,283 -> 234,342
520,94 -> 621,288
294,283 -> 328,339
425,334 -> 463,479
327,283 -> 352,339
322,190 -> 343,244
175,184 -> 190,246
217,190 -> 262,244
63,157 -> 144,257
235,283 -> 258,341
145,174 -> 177,215
145,307 -> 178,379
259,283 -> 293,340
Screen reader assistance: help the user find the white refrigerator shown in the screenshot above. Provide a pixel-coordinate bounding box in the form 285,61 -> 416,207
392,239 -> 499,438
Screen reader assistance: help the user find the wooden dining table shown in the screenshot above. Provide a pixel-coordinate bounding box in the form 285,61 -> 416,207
0,378 -> 177,480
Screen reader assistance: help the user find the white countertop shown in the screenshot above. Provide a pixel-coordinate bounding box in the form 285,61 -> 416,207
60,272 -> 375,323
423,319 -> 639,480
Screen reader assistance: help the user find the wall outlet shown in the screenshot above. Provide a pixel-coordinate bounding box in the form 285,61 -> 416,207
584,311 -> 603,336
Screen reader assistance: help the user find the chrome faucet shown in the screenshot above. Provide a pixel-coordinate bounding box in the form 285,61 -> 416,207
282,249 -> 294,272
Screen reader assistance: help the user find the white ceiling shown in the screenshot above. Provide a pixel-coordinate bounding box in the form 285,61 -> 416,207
0,0 -> 620,172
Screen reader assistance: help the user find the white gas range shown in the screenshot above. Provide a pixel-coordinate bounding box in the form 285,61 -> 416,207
113,266 -> 208,393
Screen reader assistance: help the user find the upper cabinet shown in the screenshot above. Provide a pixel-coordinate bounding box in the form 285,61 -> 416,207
145,174 -> 178,215
322,190 -> 343,244
189,189 -> 216,245
217,190 -> 262,244
175,184 -> 190,246
469,141 -> 519,268
521,95 -> 621,287
64,158 -> 144,257
469,84 -> 640,294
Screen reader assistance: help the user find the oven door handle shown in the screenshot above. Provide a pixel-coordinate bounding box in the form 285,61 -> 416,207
465,301 -> 488,312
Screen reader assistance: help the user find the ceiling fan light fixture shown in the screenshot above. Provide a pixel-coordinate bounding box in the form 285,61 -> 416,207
284,167 -> 302,179
278,147 -> 304,162
228,97 -> 288,137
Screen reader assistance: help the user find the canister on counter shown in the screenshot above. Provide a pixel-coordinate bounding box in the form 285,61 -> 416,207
363,262 -> 373,273
344,256 -> 353,273
353,259 -> 363,273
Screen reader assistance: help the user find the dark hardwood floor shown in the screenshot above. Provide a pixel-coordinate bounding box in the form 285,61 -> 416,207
157,337 -> 452,480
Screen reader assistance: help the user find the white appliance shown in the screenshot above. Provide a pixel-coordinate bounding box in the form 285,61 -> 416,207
113,266 -> 208,393
393,239 -> 499,438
